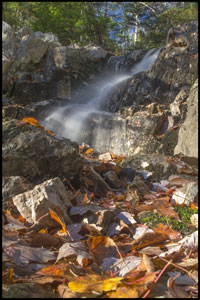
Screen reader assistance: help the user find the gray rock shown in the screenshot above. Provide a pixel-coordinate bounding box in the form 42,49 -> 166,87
13,177 -> 72,227
174,79 -> 198,166
2,119 -> 83,183
2,283 -> 58,298
103,171 -> 120,188
2,176 -> 33,208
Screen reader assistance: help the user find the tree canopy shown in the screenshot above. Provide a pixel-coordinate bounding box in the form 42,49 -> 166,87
3,2 -> 198,54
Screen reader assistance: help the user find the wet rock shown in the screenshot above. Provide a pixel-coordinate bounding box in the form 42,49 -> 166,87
2,176 -> 33,209
2,119 -> 83,184
174,79 -> 198,167
12,177 -> 72,227
105,21 -> 198,114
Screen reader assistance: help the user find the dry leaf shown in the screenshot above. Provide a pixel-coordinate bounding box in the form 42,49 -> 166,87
49,208 -> 67,235
4,245 -> 55,267
68,274 -> 123,293
143,254 -> 154,274
153,224 -> 182,241
84,148 -> 94,155
56,241 -> 92,265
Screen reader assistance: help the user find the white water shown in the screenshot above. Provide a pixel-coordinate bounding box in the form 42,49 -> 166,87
43,48 -> 161,154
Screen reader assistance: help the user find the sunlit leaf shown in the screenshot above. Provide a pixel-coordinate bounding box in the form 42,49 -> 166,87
68,274 -> 123,293
49,208 -> 67,235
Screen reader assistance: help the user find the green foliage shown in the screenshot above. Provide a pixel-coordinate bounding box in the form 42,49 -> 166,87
137,207 -> 197,237
2,2 -> 198,53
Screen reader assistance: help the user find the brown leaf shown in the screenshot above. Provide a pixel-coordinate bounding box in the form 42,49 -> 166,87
89,236 -> 121,265
153,224 -> 182,241
58,285 -> 79,298
30,232 -> 61,247
143,254 -> 154,274
156,206 -> 180,220
131,232 -> 169,251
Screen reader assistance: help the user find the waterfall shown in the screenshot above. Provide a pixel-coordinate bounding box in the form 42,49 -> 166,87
43,48 -> 161,155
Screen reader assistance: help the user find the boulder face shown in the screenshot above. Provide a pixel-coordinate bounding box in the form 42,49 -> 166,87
2,119 -> 83,184
2,22 -> 111,104
104,21 -> 198,113
174,79 -> 198,166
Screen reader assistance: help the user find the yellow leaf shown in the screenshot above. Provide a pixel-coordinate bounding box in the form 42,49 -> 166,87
84,148 -> 94,155
38,228 -> 48,234
68,275 -> 123,293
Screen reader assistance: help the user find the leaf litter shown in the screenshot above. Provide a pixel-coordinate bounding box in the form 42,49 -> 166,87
2,150 -> 198,298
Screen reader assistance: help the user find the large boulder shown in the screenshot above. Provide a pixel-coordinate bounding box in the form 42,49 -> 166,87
2,119 -> 83,184
2,22 -> 112,104
174,79 -> 198,167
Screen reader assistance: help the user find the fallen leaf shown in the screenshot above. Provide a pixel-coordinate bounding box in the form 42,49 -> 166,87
89,236 -> 121,265
143,254 -> 154,274
49,208 -> 67,235
84,148 -> 94,155
153,224 -> 182,241
68,274 -> 123,293
4,245 -> 55,267
56,241 -> 92,265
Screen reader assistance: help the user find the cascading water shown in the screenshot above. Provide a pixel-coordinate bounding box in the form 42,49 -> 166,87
43,48 -> 161,155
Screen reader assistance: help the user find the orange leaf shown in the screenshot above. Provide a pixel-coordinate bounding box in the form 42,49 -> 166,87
45,129 -> 55,136
113,156 -> 125,163
49,208 -> 67,235
167,188 -> 176,194
189,203 -> 198,210
18,215 -> 26,223
84,148 -> 94,155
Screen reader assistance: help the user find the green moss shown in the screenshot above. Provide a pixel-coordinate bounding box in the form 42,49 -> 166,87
136,207 -> 197,236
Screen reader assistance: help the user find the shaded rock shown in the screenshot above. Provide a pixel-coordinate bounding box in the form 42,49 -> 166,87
2,176 -> 33,209
174,79 -> 198,167
2,119 -> 83,184
12,177 -> 72,227
81,166 -> 113,196
121,154 -> 178,182
119,167 -> 136,182
103,170 -> 120,189
2,283 -> 57,298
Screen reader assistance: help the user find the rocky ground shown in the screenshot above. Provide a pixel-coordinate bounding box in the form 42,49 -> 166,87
2,20 -> 198,298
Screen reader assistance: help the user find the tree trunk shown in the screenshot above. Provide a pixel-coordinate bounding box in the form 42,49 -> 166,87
134,14 -> 138,46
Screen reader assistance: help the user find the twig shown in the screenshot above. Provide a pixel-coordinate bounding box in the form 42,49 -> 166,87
63,177 -> 76,193
142,259 -> 172,298
159,257 -> 198,282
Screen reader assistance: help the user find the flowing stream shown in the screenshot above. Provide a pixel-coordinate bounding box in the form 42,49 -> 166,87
43,48 -> 161,155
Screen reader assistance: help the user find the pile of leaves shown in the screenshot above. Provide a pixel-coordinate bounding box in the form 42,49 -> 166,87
2,145 -> 198,298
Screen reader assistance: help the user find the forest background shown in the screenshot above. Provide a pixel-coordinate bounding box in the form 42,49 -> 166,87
3,2 -> 198,54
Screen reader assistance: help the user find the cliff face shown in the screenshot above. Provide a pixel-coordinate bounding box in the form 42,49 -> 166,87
2,21 -> 198,167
